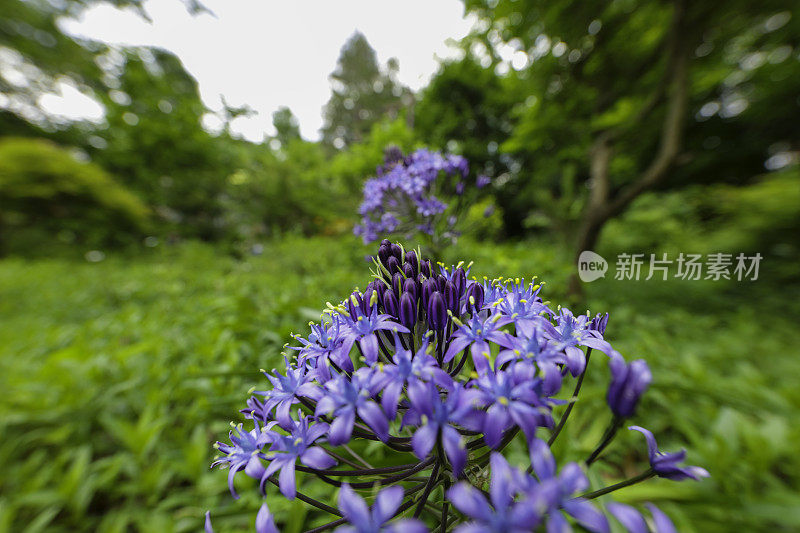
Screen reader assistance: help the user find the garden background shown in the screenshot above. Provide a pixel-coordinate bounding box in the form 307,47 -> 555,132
1,0 -> 798,531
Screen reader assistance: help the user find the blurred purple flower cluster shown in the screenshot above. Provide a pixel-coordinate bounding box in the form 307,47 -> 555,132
208,240 -> 707,532
354,148 -> 489,248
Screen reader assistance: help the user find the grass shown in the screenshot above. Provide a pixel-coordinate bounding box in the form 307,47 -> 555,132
0,236 -> 798,532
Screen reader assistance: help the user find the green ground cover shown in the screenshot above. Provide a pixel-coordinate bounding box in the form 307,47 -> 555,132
1,236 -> 797,532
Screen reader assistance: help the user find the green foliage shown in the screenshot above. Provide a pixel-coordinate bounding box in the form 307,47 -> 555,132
1,236 -> 798,531
0,137 -> 149,255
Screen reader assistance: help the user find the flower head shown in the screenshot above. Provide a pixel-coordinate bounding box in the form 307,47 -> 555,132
629,426 -> 710,481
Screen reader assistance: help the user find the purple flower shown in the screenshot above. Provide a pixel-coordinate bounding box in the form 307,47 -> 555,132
476,175 -> 491,188
261,415 -> 335,499
607,355 -> 651,418
471,362 -> 555,447
541,308 -> 614,376
606,502 -> 677,533
212,419 -> 275,499
404,382 -> 482,473
336,484 -> 427,533
629,426 -> 710,481
443,313 -> 513,374
373,337 -> 452,419
316,369 -> 390,445
255,364 -> 321,427
524,439 -> 610,533
447,454 -> 541,532
341,303 -> 408,366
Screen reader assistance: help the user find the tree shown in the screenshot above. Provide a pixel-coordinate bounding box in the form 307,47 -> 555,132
461,0 -> 800,296
321,32 -> 411,149
272,106 -> 301,147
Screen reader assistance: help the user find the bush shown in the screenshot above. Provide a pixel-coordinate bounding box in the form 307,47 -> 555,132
0,138 -> 150,255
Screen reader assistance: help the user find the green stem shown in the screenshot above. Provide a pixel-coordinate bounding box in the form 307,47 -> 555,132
580,469 -> 655,499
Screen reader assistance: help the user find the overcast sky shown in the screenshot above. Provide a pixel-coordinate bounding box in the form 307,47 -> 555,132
56,0 -> 474,141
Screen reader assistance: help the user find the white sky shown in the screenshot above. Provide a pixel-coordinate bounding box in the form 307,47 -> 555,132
55,0 -> 474,142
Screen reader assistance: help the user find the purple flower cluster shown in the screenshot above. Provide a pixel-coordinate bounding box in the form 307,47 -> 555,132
354,148 -> 489,247
208,240 -> 707,532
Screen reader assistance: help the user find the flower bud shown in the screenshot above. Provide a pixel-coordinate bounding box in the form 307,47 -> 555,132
403,277 -> 418,301
607,355 -> 652,418
455,181 -> 465,195
591,313 -> 609,335
383,290 -> 399,318
391,243 -> 403,262
420,260 -> 432,278
444,280 -> 458,314
347,291 -> 363,318
421,277 -> 438,312
436,274 -> 447,292
380,238 -> 392,248
403,263 -> 415,280
399,292 -> 416,329
386,256 -> 401,276
427,291 -> 447,330
405,250 -> 418,275
465,283 -> 484,315
392,272 -> 404,298
452,267 -> 466,297
378,243 -> 392,267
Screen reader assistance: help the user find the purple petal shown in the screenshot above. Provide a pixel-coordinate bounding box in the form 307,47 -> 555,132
562,499 -> 609,533
607,502 -> 648,533
444,336 -> 471,363
278,461 -> 296,499
529,438 -> 556,480
483,403 -> 509,448
447,483 -> 491,522
339,484 -> 371,527
301,446 -> 336,470
546,511 -> 571,533
565,346 -> 586,376
373,485 -> 404,523
442,426 -> 467,474
204,511 -> 214,533
329,409 -> 355,446
382,381 -> 403,419
489,453 -> 514,510
359,334 -> 380,365
255,502 -> 279,533
645,503 -> 677,533
628,426 -> 658,462
357,401 -> 389,441
411,424 -> 437,460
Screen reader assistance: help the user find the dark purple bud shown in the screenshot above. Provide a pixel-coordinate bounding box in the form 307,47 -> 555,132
607,355 -> 652,418
403,263 -> 415,280
436,274 -> 447,292
347,291 -> 363,318
383,290 -> 399,318
465,283 -> 484,314
453,268 -> 466,297
405,250 -> 418,274
378,244 -> 392,267
421,278 -> 438,312
362,286 -> 376,313
386,256 -> 401,276
444,280 -> 458,314
591,313 -> 609,335
403,277 -> 418,302
380,238 -> 392,248
391,244 -> 403,262
370,280 -> 388,299
427,291 -> 447,330
392,272 -> 404,297
399,292 -> 416,329
420,260 -> 431,278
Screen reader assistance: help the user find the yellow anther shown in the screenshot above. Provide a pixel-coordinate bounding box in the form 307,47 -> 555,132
498,396 -> 509,406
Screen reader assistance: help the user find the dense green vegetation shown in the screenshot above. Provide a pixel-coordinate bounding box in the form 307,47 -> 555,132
1,233 -> 798,532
